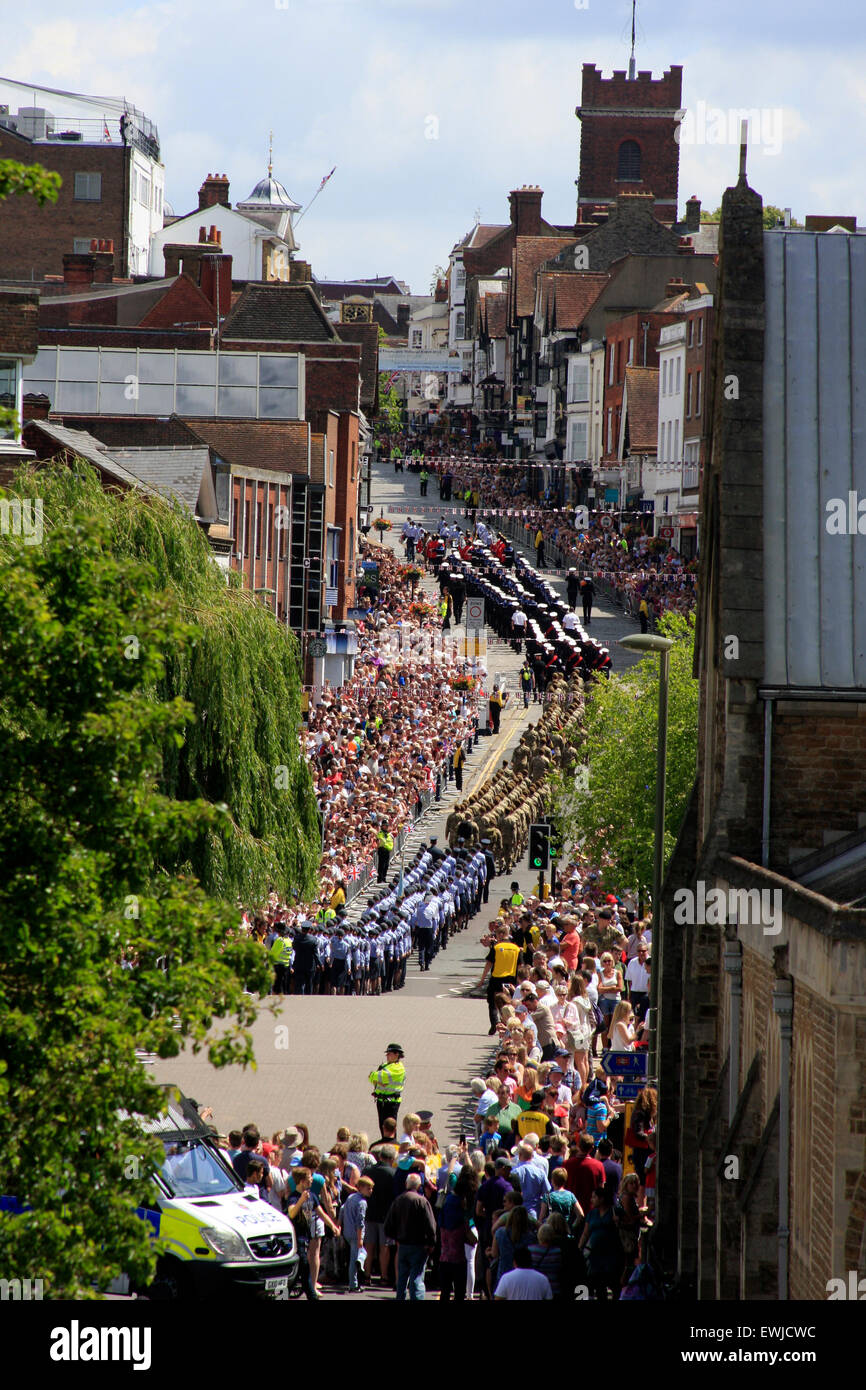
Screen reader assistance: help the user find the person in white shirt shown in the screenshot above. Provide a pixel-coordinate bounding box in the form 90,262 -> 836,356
562,609 -> 578,632
534,977 -> 557,1005
625,944 -> 651,1022
608,1000 -> 646,1053
511,607 -> 527,650
495,1248 -> 553,1300
472,1075 -> 501,1139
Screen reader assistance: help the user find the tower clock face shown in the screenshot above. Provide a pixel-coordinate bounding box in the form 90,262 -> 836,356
342,301 -> 373,322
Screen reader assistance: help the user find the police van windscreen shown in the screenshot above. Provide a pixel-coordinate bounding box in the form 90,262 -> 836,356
159,1139 -> 239,1198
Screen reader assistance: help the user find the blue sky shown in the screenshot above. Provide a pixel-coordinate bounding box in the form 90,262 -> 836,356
3,0 -> 864,291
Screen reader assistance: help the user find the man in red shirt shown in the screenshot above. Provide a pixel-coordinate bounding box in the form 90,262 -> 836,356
559,919 -> 582,972
563,1134 -> 605,1212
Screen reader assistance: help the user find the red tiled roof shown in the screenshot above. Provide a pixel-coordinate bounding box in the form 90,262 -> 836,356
483,293 -> 508,338
468,223 -> 508,250
537,271 -> 609,330
181,418 -> 310,475
53,414 -> 201,447
223,282 -> 337,342
623,367 -> 659,453
513,237 -> 577,318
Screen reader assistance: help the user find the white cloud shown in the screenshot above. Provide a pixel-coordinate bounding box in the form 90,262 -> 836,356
1,4 -> 864,290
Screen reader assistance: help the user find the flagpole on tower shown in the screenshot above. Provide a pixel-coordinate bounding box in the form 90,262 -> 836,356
294,167 -> 337,226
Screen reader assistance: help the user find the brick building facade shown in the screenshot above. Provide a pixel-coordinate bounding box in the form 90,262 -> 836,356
575,64 -> 684,224
655,167 -> 866,1300
601,309 -> 676,460
0,103 -> 164,279
11,252 -> 372,630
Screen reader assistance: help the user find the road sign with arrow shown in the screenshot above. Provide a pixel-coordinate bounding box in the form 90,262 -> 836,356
601,1050 -> 647,1077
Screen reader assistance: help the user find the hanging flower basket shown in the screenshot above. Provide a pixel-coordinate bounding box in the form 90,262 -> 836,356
399,564 -> 424,586
409,599 -> 436,622
449,674 -> 477,693
373,517 -> 393,532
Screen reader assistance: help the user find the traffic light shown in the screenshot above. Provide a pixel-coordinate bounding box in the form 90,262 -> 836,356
529,823 -> 550,871
548,824 -> 563,861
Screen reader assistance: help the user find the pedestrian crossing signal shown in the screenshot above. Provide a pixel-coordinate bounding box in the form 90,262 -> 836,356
529,823 -> 550,870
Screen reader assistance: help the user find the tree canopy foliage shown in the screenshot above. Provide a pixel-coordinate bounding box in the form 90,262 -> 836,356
700,201 -> 801,229
0,158 -> 61,205
0,464 -> 318,1294
551,612 -> 698,900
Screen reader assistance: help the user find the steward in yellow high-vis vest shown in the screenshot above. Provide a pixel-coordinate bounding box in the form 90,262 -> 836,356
269,930 -> 293,996
369,1043 -> 406,1134
376,826 -> 394,884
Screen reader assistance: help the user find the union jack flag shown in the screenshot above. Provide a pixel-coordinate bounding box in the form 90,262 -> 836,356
346,865 -> 361,881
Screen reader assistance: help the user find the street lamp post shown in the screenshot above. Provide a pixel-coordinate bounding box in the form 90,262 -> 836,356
618,632 -> 674,1082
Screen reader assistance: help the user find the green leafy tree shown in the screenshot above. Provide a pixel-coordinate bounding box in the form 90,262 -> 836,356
0,464 -> 318,1295
430,263 -> 448,295
0,158 -> 61,205
551,612 -> 698,899
700,202 -> 800,229
376,326 -> 403,432
762,204 -> 800,229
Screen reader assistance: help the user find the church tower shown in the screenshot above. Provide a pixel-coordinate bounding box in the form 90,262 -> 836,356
575,62 -> 684,225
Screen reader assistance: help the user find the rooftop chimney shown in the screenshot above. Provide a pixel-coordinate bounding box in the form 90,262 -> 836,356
198,173 -> 230,211
62,252 -> 97,288
22,392 -> 51,421
685,195 -> 701,232
509,186 -> 544,238
665,276 -> 687,297
92,239 -> 114,283
199,248 -> 233,320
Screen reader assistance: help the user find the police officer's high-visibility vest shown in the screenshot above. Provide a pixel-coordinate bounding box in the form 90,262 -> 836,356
369,1060 -> 406,1100
511,891 -> 524,906
453,744 -> 465,769
420,469 -> 429,481
270,937 -> 292,966
377,831 -> 394,852
316,906 -> 336,925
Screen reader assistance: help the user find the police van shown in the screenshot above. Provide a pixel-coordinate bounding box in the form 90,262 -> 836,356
122,1087 -> 300,1300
